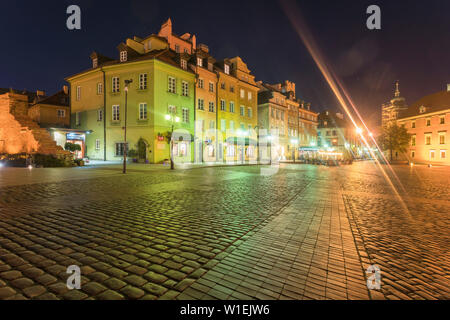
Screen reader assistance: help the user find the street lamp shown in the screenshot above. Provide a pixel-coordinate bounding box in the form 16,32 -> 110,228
123,79 -> 133,174
165,113 -> 180,170
356,127 -> 363,135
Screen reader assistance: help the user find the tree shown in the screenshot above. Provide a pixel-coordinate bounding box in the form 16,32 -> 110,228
64,142 -> 81,153
378,123 -> 411,161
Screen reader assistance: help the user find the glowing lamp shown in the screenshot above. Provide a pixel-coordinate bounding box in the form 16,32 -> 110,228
165,114 -> 171,120
356,127 -> 363,135
175,116 -> 180,123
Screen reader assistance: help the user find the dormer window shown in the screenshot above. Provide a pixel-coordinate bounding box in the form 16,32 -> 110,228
120,51 -> 127,62
92,58 -> 98,68
175,44 -> 180,53
224,64 -> 230,75
208,63 -> 213,71
197,57 -> 202,67
419,106 -> 426,114
181,59 -> 187,70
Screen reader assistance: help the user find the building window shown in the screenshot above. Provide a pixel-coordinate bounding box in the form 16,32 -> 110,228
182,81 -> 189,97
198,79 -> 204,89
247,107 -> 252,118
182,108 -> 189,123
139,103 -> 147,120
198,99 -> 204,110
139,73 -> 148,90
97,83 -> 103,95
220,99 -> 226,111
425,134 -> 431,145
168,76 -> 176,93
97,109 -> 103,121
115,143 -> 128,156
112,77 -> 120,93
57,109 -> 65,118
224,64 -> 230,75
221,119 -> 226,131
181,59 -> 187,70
411,121 -> 416,128
209,101 -> 215,113
441,150 -> 446,159
229,101 -> 235,113
230,85 -> 234,93
240,89 -> 245,99
440,116 -> 445,125
197,57 -> 202,67
112,105 -> 120,121
179,142 -> 187,156
168,105 -> 176,114
95,139 -> 100,150
229,120 -> 234,131
220,83 -> 225,90
208,62 -> 213,71
271,108 -> 275,118
209,120 -> 215,130
75,112 -> 80,125
248,92 -> 252,100
175,44 -> 180,53
93,58 -> 98,68
209,82 -> 214,92
411,151 -> 415,158
240,105 -> 245,116
426,118 -> 431,126
76,86 -> 81,101
411,135 -> 416,146
430,150 -> 435,159
120,51 -> 127,62
439,133 -> 445,144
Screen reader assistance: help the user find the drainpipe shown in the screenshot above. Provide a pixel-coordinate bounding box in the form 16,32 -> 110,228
101,67 -> 107,161
215,72 -> 219,163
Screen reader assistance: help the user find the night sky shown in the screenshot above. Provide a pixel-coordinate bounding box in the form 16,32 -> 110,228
1,0 -> 449,126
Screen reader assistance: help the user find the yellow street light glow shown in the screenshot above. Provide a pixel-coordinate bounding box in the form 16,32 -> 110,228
175,116 -> 180,123
165,114 -> 171,120
356,127 -> 363,135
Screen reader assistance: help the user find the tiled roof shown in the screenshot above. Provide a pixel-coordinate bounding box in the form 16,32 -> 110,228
399,90 -> 450,119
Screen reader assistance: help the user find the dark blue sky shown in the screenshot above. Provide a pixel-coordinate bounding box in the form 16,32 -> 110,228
1,0 -> 449,125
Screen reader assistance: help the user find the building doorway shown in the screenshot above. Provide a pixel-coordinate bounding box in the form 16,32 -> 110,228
137,138 -> 148,162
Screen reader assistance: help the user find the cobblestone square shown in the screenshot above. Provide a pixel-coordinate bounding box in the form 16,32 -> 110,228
0,162 -> 448,300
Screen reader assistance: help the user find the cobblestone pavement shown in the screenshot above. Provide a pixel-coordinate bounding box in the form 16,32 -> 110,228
0,162 -> 448,300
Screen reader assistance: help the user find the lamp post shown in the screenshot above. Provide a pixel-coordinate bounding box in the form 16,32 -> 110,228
165,114 -> 180,170
123,79 -> 133,174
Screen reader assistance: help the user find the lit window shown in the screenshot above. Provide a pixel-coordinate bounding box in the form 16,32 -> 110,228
95,139 -> 100,150
168,77 -> 176,93
411,135 -> 416,146
248,92 -> 252,100
224,64 -> 230,75
240,89 -> 245,98
209,82 -> 214,92
198,79 -> 204,89
430,150 -> 435,159
112,105 -> 120,121
440,150 -> 446,159
182,81 -> 189,97
197,57 -> 202,67
229,101 -> 235,113
139,74 -> 148,90
57,109 -> 65,118
120,51 -> 127,62
181,59 -> 187,70
139,103 -> 147,120
112,77 -> 120,93
220,100 -> 226,111
76,86 -> 81,101
439,133 -> 445,144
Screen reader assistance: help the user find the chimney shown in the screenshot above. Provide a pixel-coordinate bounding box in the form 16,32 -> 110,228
198,43 -> 209,53
63,85 -> 69,95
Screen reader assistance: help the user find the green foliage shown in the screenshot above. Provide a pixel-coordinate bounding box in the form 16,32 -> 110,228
64,142 -> 82,152
127,149 -> 138,158
33,154 -> 66,167
378,123 -> 411,161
